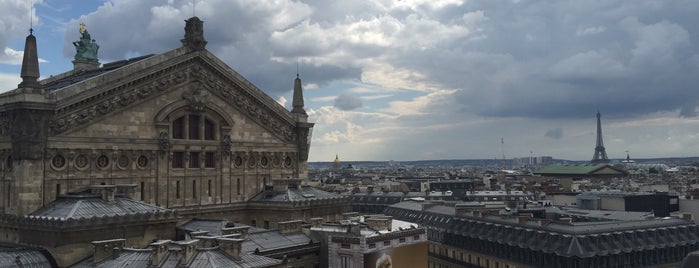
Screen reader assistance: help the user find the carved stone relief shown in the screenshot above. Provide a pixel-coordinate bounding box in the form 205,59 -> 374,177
50,59 -> 297,144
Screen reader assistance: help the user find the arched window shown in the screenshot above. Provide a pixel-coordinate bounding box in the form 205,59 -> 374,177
171,114 -> 217,140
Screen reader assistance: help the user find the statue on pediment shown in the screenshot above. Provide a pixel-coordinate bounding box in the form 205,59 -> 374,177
73,23 -> 99,62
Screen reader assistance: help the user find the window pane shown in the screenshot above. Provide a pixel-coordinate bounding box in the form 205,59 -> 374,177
188,115 -> 200,139
172,152 -> 184,168
172,117 -> 185,139
189,152 -> 200,168
205,152 -> 215,168
204,119 -> 215,140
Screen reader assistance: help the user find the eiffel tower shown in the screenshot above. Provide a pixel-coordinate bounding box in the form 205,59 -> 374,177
591,111 -> 610,164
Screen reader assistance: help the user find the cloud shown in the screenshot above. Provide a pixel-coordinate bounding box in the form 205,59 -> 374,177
545,128 -> 564,139
0,72 -> 21,93
334,92 -> 363,111
19,0 -> 699,161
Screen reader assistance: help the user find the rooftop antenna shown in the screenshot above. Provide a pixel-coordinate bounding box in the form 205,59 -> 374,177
30,0 -> 34,34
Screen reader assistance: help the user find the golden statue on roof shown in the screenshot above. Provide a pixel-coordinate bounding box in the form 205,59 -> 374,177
73,22 -> 99,62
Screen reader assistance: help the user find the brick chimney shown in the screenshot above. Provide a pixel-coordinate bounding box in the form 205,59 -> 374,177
216,237 -> 244,261
91,238 -> 125,263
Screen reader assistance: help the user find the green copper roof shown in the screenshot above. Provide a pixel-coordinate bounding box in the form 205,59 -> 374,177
534,164 -> 622,175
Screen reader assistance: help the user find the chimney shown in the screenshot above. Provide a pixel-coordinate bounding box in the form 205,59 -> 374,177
92,238 -> 125,263
559,217 -> 573,223
342,212 -> 359,220
149,240 -> 171,266
91,185 -> 116,202
216,238 -> 244,261
365,217 -> 391,231
221,226 -> 249,240
188,230 -> 208,240
310,217 -> 323,228
516,215 -> 531,224
683,212 -> 694,221
193,236 -> 216,247
173,239 -> 199,265
278,220 -> 303,234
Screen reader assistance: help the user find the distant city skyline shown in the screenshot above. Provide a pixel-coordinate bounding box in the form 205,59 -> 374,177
2,1 -> 699,162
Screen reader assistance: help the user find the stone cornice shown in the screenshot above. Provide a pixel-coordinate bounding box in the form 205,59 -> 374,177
0,210 -> 177,231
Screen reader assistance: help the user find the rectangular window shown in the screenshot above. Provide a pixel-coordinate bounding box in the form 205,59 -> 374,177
204,152 -> 215,168
399,238 -> 406,243
176,181 -> 180,199
208,179 -> 212,197
251,220 -> 256,227
383,241 -> 390,246
192,180 -> 197,198
340,255 -> 351,268
204,119 -> 215,140
56,183 -> 61,198
172,117 -> 185,139
172,152 -> 184,168
341,244 -> 350,249
368,243 -> 376,249
188,115 -> 200,139
189,152 -> 200,168
264,221 -> 269,229
414,235 -> 420,240
237,178 -> 241,195
140,181 -> 145,201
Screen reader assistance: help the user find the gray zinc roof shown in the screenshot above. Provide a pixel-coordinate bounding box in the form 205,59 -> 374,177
29,195 -> 170,220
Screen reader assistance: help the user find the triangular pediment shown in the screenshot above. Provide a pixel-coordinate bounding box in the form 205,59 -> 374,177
46,48 -> 297,143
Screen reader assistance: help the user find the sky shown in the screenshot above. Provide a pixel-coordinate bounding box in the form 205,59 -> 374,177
1,0 -> 699,162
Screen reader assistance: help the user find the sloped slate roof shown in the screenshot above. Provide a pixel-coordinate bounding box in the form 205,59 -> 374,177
41,55 -> 154,92
72,248 -> 281,268
0,247 -> 53,268
242,230 -> 311,253
249,186 -> 343,202
29,195 -> 170,220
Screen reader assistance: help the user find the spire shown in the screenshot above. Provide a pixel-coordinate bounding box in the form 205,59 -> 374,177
18,29 -> 40,90
181,17 -> 207,51
591,111 -> 610,164
291,73 -> 306,114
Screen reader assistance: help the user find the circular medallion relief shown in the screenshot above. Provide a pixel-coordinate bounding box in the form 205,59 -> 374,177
52,155 -> 66,170
234,156 -> 243,167
247,157 -> 256,168
272,156 -> 281,167
137,155 -> 149,168
284,156 -> 292,167
260,156 -> 268,167
75,154 -> 89,169
117,155 -> 130,169
96,155 -> 110,169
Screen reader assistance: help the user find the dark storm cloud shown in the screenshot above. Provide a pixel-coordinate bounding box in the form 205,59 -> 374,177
65,0 -> 699,120
334,92 -> 363,111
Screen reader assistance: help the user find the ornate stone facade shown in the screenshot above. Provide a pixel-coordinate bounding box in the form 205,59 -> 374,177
0,16 -> 352,267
